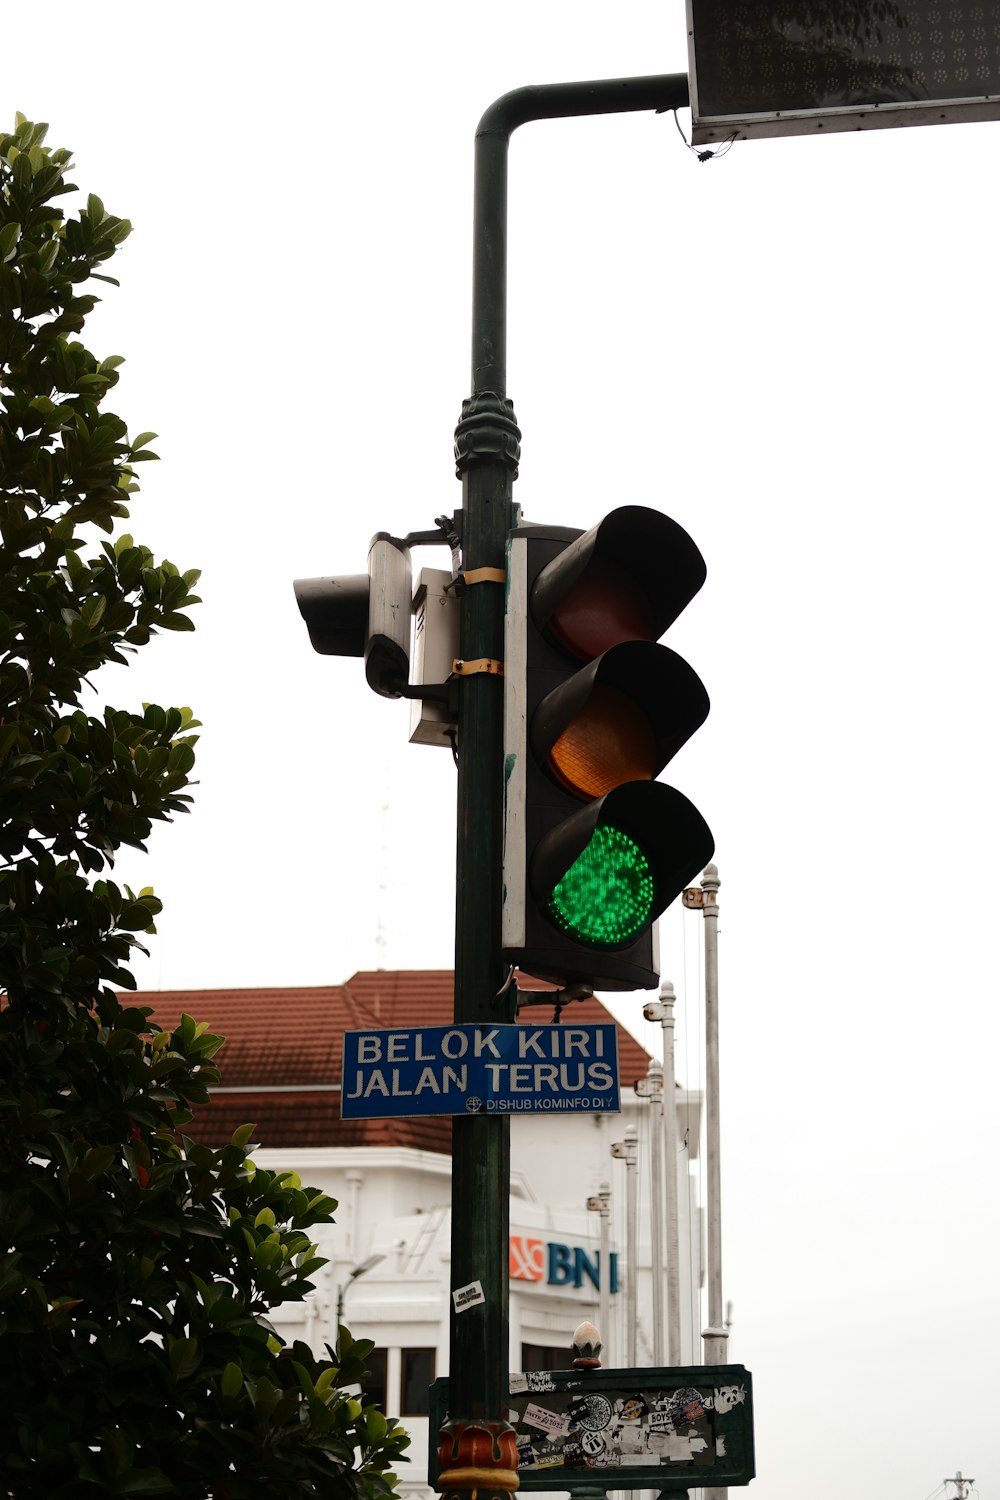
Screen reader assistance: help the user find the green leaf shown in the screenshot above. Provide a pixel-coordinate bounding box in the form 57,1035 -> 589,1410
118,901 -> 157,932
81,1144 -> 117,1178
168,1336 -> 198,1380
114,1468 -> 176,1495
0,220 -> 21,262
38,237 -> 60,273
363,1408 -> 389,1443
81,595 -> 107,629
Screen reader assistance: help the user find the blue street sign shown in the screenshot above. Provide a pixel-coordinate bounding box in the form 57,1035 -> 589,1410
341,1023 -> 620,1120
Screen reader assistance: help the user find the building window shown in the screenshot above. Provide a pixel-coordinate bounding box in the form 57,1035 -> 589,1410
521,1342 -> 571,1373
363,1347 -> 387,1410
400,1347 -> 436,1415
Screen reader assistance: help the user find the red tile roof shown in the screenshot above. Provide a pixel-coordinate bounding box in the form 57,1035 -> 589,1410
141,971 -> 651,1155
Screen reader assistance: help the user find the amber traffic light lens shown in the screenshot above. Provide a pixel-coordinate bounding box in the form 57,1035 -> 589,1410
548,558 -> 655,662
548,684 -> 657,800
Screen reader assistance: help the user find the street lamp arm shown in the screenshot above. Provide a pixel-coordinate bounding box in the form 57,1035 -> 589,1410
476,73 -> 690,139
470,73 -> 690,395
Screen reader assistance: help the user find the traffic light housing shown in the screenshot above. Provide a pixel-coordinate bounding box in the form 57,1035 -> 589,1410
294,532 -> 412,698
502,506 -> 714,991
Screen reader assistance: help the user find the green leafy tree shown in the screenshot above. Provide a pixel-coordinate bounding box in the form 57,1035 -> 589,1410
0,115 -> 409,1498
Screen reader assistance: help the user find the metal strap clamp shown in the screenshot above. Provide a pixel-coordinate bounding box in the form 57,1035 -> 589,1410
451,657 -> 503,678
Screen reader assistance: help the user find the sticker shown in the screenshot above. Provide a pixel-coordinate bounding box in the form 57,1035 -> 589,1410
713,1384 -> 746,1412
453,1280 -> 485,1312
613,1424 -> 645,1456
508,1374 -> 529,1394
646,1430 -> 709,1461
523,1403 -> 570,1437
525,1372 -> 556,1392
579,1430 -> 608,1458
617,1395 -> 648,1422
515,1436 -> 537,1469
647,1411 -> 676,1431
668,1388 -> 707,1424
568,1393 -> 613,1431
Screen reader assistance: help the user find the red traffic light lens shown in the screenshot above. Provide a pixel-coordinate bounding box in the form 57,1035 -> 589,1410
548,558 -> 655,662
548,684 -> 657,800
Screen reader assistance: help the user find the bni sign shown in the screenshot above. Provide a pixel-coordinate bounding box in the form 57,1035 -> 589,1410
341,1024 -> 620,1120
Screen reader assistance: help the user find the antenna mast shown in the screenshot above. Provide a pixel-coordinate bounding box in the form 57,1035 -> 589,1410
944,1474 -> 975,1500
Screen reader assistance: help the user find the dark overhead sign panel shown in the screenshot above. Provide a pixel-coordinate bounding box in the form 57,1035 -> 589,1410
688,0 -> 1000,143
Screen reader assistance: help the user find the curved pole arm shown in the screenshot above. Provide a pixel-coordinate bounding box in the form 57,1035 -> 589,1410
471,73 -> 690,395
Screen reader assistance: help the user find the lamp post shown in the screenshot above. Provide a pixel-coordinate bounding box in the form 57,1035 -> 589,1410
684,863 -> 726,1500
610,1123 -> 639,1366
636,1060 -> 665,1363
585,1181 -> 612,1361
336,1253 -> 385,1324
440,69 -> 691,1500
644,978 -> 682,1364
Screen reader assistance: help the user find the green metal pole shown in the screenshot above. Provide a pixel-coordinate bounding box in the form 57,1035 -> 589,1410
438,71 -> 690,1500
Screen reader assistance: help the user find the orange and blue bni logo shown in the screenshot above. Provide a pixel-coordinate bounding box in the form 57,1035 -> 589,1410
509,1236 -> 545,1281
509,1237 -> 619,1292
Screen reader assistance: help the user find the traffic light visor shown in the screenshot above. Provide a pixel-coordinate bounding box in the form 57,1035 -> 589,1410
533,642 -> 710,803
530,781 -> 715,954
532,506 -> 707,661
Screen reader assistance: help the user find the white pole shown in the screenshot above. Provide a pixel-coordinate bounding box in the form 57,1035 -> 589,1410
646,1059 -> 665,1363
586,1182 -> 612,1358
644,978 -> 683,1366
625,1123 -> 638,1366
660,980 -> 682,1364
611,1124 -> 639,1364
689,863 -> 727,1500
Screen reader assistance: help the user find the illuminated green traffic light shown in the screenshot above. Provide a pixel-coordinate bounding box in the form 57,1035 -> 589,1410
547,823 -> 654,947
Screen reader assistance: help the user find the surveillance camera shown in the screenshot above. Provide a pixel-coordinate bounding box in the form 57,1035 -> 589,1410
643,1000 -> 664,1022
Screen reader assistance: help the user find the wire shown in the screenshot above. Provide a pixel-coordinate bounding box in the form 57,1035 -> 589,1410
494,965 -> 515,1001
672,108 -> 738,162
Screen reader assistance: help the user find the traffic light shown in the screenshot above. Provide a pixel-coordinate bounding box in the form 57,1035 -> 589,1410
501,506 -> 713,991
294,532 -> 412,697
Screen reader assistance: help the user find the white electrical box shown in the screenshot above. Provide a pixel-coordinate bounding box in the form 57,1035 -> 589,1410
409,568 -> 459,747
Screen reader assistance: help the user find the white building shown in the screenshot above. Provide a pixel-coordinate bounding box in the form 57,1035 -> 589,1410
146,971 -> 705,1500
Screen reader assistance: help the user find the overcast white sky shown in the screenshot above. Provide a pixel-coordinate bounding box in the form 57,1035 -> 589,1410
7,3 -> 999,1497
